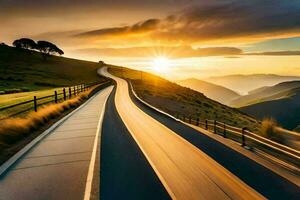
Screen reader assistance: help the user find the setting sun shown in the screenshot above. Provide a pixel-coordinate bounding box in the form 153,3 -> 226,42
151,57 -> 171,73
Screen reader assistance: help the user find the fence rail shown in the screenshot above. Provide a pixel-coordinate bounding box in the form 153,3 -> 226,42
178,115 -> 300,167
0,80 -> 108,120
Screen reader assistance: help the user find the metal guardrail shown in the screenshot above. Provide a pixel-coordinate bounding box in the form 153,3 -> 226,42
178,115 -> 300,167
0,81 -> 108,120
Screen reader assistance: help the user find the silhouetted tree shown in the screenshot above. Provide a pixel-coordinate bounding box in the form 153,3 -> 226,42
12,38 -> 37,50
36,41 -> 64,59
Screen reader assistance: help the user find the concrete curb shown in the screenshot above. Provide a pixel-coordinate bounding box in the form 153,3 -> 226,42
0,86 -> 109,177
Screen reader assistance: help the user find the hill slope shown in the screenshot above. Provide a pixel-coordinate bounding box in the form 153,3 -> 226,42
231,81 -> 300,107
205,74 -> 300,95
109,67 -> 260,133
0,45 -> 106,92
176,78 -> 240,105
240,87 -> 300,130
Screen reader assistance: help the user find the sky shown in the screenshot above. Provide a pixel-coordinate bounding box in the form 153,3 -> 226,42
1,0 -> 300,79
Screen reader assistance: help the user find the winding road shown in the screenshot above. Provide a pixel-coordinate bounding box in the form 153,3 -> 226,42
99,67 -> 265,200
0,67 -> 299,200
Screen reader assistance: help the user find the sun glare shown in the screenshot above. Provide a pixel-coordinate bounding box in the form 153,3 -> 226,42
151,57 -> 171,73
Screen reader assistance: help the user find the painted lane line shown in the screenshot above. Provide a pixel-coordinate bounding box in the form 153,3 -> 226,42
83,86 -> 113,200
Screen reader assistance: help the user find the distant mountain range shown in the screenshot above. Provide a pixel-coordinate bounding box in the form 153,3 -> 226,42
239,81 -> 300,131
204,74 -> 300,95
177,77 -> 300,132
231,81 -> 300,107
176,78 -> 240,105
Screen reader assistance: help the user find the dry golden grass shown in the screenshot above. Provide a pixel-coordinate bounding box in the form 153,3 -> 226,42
0,88 -> 93,153
261,118 -> 289,145
261,118 -> 277,138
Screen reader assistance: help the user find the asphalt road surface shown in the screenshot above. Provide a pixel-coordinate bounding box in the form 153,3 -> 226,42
100,67 -> 265,200
0,86 -> 113,200
128,81 -> 300,200
100,87 -> 170,200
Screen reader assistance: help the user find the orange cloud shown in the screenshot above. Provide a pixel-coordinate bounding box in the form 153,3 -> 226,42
75,1 -> 300,45
73,46 -> 242,58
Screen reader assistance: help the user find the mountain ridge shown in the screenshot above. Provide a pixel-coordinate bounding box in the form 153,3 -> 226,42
176,78 -> 240,105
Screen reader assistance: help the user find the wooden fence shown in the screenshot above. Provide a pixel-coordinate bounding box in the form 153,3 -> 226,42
0,81 -> 108,120
178,115 -> 300,167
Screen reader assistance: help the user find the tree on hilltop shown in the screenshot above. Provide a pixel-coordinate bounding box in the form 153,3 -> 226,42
36,41 -> 64,58
13,38 -> 37,50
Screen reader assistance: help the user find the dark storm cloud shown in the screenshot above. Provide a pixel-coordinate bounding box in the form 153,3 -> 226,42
76,0 -> 300,42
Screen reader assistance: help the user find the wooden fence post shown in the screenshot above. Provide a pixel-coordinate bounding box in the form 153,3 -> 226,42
242,127 -> 247,146
189,116 -> 191,124
73,86 -> 76,96
205,119 -> 208,130
223,122 -> 226,138
54,91 -> 58,103
63,88 -> 66,101
196,118 -> 199,126
183,115 -> 185,122
214,120 -> 217,133
33,96 -> 37,112
69,87 -> 72,98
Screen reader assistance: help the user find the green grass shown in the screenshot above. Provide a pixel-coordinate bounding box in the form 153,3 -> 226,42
0,88 -> 69,119
108,66 -> 261,133
0,88 -> 61,108
0,45 -> 106,91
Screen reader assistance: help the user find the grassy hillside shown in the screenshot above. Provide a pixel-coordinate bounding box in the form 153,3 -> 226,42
108,67 -> 260,133
176,78 -> 240,106
205,74 -> 300,95
231,81 -> 300,107
240,87 -> 300,131
0,45 -> 106,92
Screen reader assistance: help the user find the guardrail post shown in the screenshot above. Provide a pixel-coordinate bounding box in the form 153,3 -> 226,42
69,87 -> 72,98
205,119 -> 208,130
63,88 -> 66,101
33,96 -> 37,112
54,91 -> 58,103
83,83 -> 85,91
196,118 -> 199,126
189,116 -> 191,124
242,127 -> 247,146
183,115 -> 185,122
73,86 -> 76,96
214,120 -> 217,133
223,122 -> 226,138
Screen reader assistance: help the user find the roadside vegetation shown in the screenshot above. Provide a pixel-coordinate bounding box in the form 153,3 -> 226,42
0,85 -> 102,164
108,66 -> 261,133
261,118 -> 300,150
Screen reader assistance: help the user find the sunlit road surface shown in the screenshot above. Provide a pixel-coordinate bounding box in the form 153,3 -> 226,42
0,86 -> 113,200
100,67 -> 265,200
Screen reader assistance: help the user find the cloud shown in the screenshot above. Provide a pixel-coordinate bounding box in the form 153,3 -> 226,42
73,46 -> 242,58
75,0 -> 300,44
75,19 -> 160,38
245,51 -> 300,56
